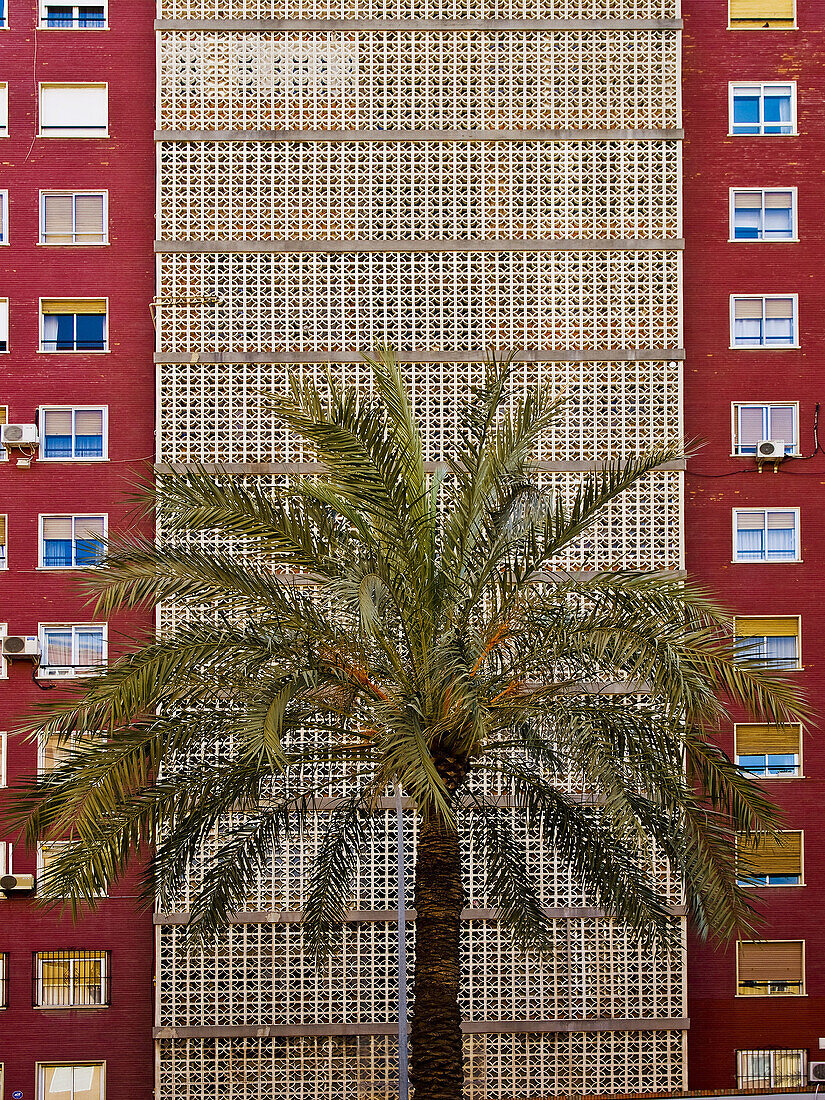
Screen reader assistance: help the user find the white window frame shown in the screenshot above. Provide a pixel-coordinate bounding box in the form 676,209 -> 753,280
38,622 -> 107,678
34,950 -> 109,1009
0,84 -> 7,137
0,190 -> 8,244
734,723 -> 803,779
729,187 -> 797,242
39,513 -> 107,570
731,401 -> 799,456
736,940 -> 805,996
39,297 -> 108,353
0,404 -> 7,459
732,507 -> 800,563
729,81 -> 797,136
38,405 -> 108,462
737,831 -> 804,887
39,1 -> 108,28
734,615 -> 802,670
730,294 -> 798,349
0,298 -> 8,352
38,83 -> 108,138
0,841 -> 10,875
0,623 -> 6,679
0,513 -> 6,569
0,731 -> 6,787
737,1049 -> 806,1089
40,190 -> 108,245
37,1063 -> 106,1100
37,843 -> 106,898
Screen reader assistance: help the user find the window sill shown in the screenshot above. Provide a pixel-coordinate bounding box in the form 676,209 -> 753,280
731,559 -> 803,565
729,345 -> 800,351
37,567 -> 101,572
729,453 -> 802,459
37,457 -> 108,463
728,132 -> 798,138
741,883 -> 806,889
735,992 -> 806,998
37,350 -> 110,355
34,1004 -> 109,1010
39,133 -> 110,140
728,238 -> 799,244
728,24 -> 798,30
38,241 -> 109,247
37,26 -> 110,31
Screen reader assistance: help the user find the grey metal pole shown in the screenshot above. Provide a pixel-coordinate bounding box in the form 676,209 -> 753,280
395,784 -> 410,1100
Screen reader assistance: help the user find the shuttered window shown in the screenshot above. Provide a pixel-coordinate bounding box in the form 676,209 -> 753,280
0,731 -> 5,787
41,406 -> 106,460
40,299 -> 107,352
0,191 -> 7,244
737,831 -> 802,885
731,189 -> 795,240
41,192 -> 107,244
733,509 -> 799,562
0,515 -> 6,569
729,0 -> 795,28
40,514 -> 106,568
39,83 -> 108,138
0,84 -> 7,137
737,941 -> 804,995
0,405 -> 6,460
0,299 -> 8,351
735,724 -> 801,777
732,295 -> 797,347
733,403 -> 797,455
734,616 -> 800,669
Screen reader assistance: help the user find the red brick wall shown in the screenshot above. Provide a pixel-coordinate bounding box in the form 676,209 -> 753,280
0,2 -> 155,1096
683,0 -> 825,1088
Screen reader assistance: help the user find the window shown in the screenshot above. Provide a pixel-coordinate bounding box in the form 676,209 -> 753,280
0,405 -> 6,459
0,190 -> 7,243
41,3 -> 107,27
731,189 -> 795,241
737,831 -> 803,886
733,509 -> 799,562
38,843 -> 106,898
34,950 -> 109,1008
0,298 -> 8,351
0,731 -> 5,786
0,840 -> 9,875
738,1050 -> 805,1088
0,0 -> 5,27
39,84 -> 108,138
40,299 -> 107,352
40,515 -> 106,568
733,403 -> 797,455
39,623 -> 106,677
731,295 -> 797,348
731,83 -> 795,135
729,0 -> 795,28
0,514 -> 6,568
40,407 -> 107,460
0,84 -> 7,137
734,616 -> 800,669
0,954 -> 5,1007
736,724 -> 802,778
41,192 -> 107,245
37,1064 -> 104,1100
737,940 -> 804,995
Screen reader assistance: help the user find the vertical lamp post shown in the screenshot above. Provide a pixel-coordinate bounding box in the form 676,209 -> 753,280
395,784 -> 410,1100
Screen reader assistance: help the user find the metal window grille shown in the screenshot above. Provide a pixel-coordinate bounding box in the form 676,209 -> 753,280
33,950 -> 110,1008
737,1050 -> 805,1088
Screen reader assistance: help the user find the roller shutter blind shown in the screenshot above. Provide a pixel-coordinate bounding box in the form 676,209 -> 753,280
736,724 -> 801,755
40,84 -> 108,135
42,195 -> 74,243
0,515 -> 6,546
735,616 -> 798,637
74,194 -> 105,242
737,832 -> 802,876
730,0 -> 794,21
738,941 -> 803,982
41,299 -> 106,315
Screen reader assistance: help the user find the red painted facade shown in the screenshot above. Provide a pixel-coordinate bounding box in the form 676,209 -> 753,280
683,0 -> 825,1089
0,2 -> 155,1096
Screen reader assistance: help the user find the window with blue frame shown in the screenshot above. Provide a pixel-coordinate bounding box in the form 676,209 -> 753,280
733,403 -> 797,455
41,300 -> 106,351
734,616 -> 800,669
731,189 -> 795,240
731,295 -> 796,347
41,407 -> 106,460
40,514 -> 105,568
734,509 -> 799,562
731,82 -> 795,135
42,4 -> 106,27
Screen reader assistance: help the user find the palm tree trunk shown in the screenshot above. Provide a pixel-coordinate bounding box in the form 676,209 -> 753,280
410,813 -> 465,1100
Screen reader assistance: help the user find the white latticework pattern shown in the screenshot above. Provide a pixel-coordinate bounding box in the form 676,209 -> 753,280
157,1031 -> 685,1100
156,250 -> 680,354
159,31 -> 679,133
156,0 -> 686,1090
158,141 -> 680,243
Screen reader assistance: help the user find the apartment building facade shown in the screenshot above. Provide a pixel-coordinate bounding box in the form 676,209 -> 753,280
683,0 -> 825,1090
0,1 -> 155,1097
152,1 -> 688,1097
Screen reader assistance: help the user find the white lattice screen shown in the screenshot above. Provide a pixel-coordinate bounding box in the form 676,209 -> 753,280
155,0 -> 685,1092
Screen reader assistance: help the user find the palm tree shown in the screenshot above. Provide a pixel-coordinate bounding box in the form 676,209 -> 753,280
6,349 -> 804,1100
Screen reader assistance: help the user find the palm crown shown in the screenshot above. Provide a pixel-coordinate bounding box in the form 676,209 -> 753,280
6,348 -> 805,1100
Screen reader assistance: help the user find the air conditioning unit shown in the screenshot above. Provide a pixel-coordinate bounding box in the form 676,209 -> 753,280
1,423 -> 39,446
809,1063 -> 825,1082
1,635 -> 40,659
0,873 -> 35,893
757,439 -> 786,461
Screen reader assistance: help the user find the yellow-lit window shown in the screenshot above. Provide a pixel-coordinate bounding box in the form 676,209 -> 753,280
729,0 -> 795,29
737,831 -> 802,886
735,723 -> 801,777
34,950 -> 109,1008
737,941 -> 804,995
734,615 -> 800,669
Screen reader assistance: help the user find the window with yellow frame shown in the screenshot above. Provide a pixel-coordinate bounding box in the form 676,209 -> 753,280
729,0 -> 796,29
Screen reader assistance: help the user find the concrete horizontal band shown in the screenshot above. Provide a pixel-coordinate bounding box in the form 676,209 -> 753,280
156,128 -> 684,143
155,238 -> 684,254
155,17 -> 683,31
154,459 -> 687,475
155,904 -> 687,926
154,349 -> 685,364
153,1018 -> 689,1040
